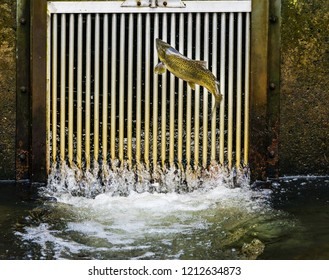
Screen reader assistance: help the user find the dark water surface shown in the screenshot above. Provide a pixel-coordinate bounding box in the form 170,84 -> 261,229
0,177 -> 328,260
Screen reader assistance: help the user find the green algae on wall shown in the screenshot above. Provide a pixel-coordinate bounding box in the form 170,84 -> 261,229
0,1 -> 16,179
280,0 -> 329,175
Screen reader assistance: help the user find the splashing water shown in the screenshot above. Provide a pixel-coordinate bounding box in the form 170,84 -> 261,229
14,165 -> 300,260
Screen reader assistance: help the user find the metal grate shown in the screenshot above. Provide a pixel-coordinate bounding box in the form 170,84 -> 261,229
46,0 -> 251,174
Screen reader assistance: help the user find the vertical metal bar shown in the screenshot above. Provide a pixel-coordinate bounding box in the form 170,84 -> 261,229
119,14 -> 125,164
68,14 -> 74,166
236,12 -> 242,168
161,14 -> 167,167
110,14 -> 117,162
31,0 -> 47,182
136,13 -> 142,165
177,13 -> 184,167
244,12 -> 251,165
127,13 -> 134,167
211,13 -> 217,163
85,14 -> 91,170
51,14 -> 57,164
94,14 -> 100,163
219,13 -> 226,165
144,13 -> 151,167
60,14 -> 66,163
46,11 -> 51,174
186,13 -> 192,168
16,0 -> 31,180
77,14 -> 83,168
102,14 -> 109,164
250,0 -> 270,180
169,13 -> 176,167
153,13 -> 159,168
228,12 -> 234,169
194,13 -> 201,168
202,13 -> 209,168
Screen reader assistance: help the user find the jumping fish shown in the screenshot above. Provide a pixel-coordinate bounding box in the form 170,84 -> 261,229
154,38 -> 222,107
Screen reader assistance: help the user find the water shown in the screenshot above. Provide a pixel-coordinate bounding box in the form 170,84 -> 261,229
1,173 -> 329,260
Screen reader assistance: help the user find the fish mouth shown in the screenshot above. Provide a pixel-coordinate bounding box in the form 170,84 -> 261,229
156,38 -> 169,60
155,38 -> 164,52
156,38 -> 171,51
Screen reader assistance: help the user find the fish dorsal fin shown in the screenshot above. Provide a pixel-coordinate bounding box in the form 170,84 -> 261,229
194,60 -> 207,67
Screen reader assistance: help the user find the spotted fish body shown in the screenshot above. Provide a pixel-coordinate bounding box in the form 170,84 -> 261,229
154,38 -> 222,107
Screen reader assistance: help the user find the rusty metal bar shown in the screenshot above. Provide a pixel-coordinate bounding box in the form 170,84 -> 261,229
46,6 -> 51,174
94,14 -> 100,163
219,13 -> 226,165
85,14 -> 91,170
236,12 -> 242,168
169,13 -> 176,167
102,14 -> 109,164
202,13 -> 209,168
152,13 -> 159,168
227,12 -> 234,169
194,13 -> 201,168
77,13 -> 83,168
118,14 -> 125,164
211,12 -> 217,163
68,14 -> 74,166
161,13 -> 167,167
51,14 -> 58,164
110,14 -> 117,162
186,12 -> 192,168
60,14 -> 66,163
177,13 -> 184,167
136,13 -> 142,165
250,0 -> 269,180
244,12 -> 250,165
144,13 -> 151,167
267,0 -> 281,177
127,13 -> 134,167
16,0 -> 31,180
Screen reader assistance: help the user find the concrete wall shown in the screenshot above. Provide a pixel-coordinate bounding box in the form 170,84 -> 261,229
0,1 -> 16,179
280,0 -> 329,175
0,0 -> 328,180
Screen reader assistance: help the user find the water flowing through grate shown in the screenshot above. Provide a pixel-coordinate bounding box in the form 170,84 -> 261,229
46,1 -> 251,193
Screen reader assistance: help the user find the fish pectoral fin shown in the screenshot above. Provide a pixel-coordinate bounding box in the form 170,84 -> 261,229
154,62 -> 166,75
188,82 -> 196,90
195,60 -> 208,67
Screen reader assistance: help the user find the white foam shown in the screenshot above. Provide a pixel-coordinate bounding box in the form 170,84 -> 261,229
17,164 -> 277,259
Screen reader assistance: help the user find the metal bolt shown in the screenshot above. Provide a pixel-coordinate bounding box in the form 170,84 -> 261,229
20,86 -> 27,93
163,1 -> 167,6
269,83 -> 276,90
137,1 -> 141,6
19,153 -> 26,161
269,150 -> 275,158
20,17 -> 27,25
270,15 -> 278,23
